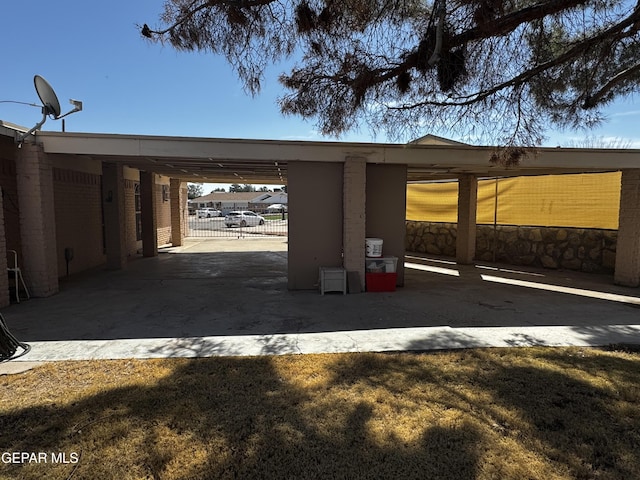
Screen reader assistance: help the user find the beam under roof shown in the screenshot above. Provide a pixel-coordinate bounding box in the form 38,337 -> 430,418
30,130 -> 640,183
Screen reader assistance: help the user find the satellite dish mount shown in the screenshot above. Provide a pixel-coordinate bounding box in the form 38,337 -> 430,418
16,75 -> 82,144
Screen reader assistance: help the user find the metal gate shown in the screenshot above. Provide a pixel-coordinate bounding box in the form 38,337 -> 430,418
188,208 -> 288,238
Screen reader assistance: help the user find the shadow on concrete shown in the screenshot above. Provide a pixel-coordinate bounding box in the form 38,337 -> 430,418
146,334 -> 304,358
1,242 -> 639,348
146,337 -> 244,358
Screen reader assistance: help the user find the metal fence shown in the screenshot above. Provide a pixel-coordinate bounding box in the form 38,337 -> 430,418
187,211 -> 288,238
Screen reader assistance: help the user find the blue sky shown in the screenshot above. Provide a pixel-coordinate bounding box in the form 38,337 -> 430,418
2,0 -> 640,191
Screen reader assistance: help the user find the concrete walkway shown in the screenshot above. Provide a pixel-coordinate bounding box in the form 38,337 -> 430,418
1,238 -> 639,365
6,324 -> 640,363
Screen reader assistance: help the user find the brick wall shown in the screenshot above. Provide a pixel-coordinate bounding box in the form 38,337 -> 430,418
53,168 -> 106,276
1,138 -> 21,304
0,140 -> 21,261
182,185 -> 189,238
0,187 -> 9,307
156,183 -> 171,246
16,144 -> 58,297
124,179 -> 142,257
170,180 -> 186,246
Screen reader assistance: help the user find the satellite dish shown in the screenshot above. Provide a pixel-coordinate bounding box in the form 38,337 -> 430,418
34,75 -> 61,118
16,75 -> 83,144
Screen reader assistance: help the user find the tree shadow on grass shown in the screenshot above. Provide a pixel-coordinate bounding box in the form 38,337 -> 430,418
326,350 -> 640,479
0,356 -> 483,480
473,351 -> 640,479
2,350 -> 638,479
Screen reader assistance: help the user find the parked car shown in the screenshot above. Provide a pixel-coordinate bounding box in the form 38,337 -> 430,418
197,208 -> 222,218
266,203 -> 287,212
225,211 -> 265,227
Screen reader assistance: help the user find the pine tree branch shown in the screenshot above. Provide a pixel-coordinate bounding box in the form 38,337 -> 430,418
583,63 -> 640,108
452,0 -> 588,46
144,0 -> 276,36
320,0 -> 596,100
390,4 -> 640,110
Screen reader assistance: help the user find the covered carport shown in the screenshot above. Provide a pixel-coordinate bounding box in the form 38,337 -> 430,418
2,124 -> 640,312
2,125 -> 640,357
3,236 -> 640,360
28,130 -> 640,294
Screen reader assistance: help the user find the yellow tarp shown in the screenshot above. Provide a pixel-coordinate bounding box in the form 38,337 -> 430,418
406,172 -> 621,230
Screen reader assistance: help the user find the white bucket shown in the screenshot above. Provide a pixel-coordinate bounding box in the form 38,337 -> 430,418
365,238 -> 383,257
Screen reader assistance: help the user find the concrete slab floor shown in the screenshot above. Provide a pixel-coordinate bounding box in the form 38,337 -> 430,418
1,237 -> 639,361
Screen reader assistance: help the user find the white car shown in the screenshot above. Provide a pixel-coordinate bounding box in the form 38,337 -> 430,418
225,211 -> 265,227
266,203 -> 287,212
197,208 -> 222,218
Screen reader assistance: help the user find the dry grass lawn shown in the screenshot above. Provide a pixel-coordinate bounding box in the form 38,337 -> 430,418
1,346 -> 640,480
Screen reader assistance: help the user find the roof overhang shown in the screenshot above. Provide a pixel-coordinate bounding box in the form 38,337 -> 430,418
15,130 -> 640,183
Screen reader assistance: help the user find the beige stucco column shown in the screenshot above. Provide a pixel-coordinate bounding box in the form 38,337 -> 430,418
102,163 -> 127,269
456,174 -> 478,265
343,156 -> 367,289
614,169 -> 640,287
366,164 -> 407,287
287,161 -> 343,290
170,178 -> 186,246
16,143 -> 59,296
140,171 -> 158,257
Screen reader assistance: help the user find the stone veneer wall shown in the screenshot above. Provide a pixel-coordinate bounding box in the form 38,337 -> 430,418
406,220 -> 617,273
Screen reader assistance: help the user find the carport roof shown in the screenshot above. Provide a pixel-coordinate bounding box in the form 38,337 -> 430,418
4,125 -> 640,183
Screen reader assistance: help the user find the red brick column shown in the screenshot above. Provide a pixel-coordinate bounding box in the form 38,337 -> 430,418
0,187 -> 9,307
16,143 -> 58,297
343,156 -> 367,289
614,169 -> 640,287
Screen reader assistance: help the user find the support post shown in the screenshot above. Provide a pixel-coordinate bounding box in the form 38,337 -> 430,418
343,156 -> 367,290
140,171 -> 158,257
170,179 -> 185,246
456,174 -> 478,265
102,163 -> 127,269
614,169 -> 640,287
15,143 -> 59,296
